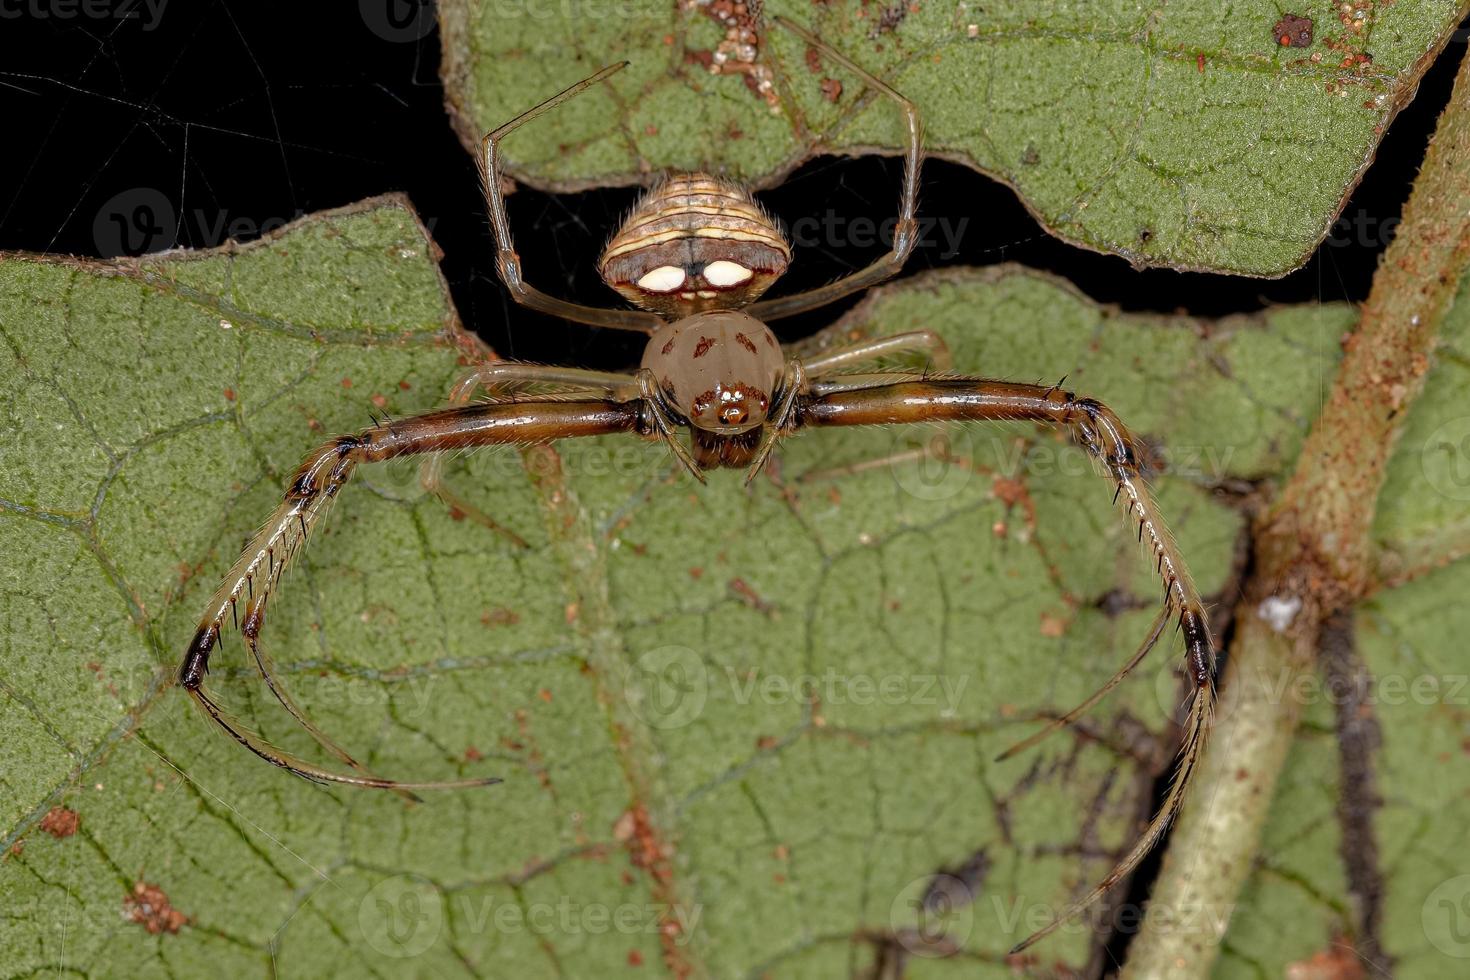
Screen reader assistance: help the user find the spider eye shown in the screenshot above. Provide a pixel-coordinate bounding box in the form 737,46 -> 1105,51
636,265 -> 687,293
704,260 -> 753,287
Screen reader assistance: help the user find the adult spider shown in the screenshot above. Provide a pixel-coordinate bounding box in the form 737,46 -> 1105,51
178,16 -> 1215,953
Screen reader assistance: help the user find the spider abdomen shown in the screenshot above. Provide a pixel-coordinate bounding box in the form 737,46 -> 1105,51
599,173 -> 791,314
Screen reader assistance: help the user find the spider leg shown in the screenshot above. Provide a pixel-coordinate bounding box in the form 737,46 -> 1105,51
800,330 -> 952,378
234,625 -> 423,799
420,362 -> 641,544
747,15 -> 923,322
636,369 -> 705,483
743,360 -> 806,484
181,398 -> 644,789
790,371 -> 959,484
800,378 -> 1216,952
184,683 -> 465,790
993,603 -> 1171,762
1011,683 -> 1213,953
242,614 -> 423,802
797,334 -> 957,480
804,372 -> 930,396
482,66 -> 662,334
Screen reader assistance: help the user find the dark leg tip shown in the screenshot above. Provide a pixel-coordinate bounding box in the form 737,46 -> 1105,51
179,629 -> 213,690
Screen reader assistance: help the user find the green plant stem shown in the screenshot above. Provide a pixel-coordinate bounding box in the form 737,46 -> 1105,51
1125,42 -> 1470,979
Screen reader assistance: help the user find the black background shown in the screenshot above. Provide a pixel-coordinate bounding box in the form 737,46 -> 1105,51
0,1 -> 1465,373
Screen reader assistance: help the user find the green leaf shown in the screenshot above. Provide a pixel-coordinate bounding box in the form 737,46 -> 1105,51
1,196 -> 1374,975
438,0 -> 1470,276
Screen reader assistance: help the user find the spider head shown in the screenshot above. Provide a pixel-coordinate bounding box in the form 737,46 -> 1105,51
642,310 -> 785,435
599,173 -> 791,317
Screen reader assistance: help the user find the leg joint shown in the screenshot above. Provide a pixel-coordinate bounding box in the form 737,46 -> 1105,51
1073,397 -> 1137,469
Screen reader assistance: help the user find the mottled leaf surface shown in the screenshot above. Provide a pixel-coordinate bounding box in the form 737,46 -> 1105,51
2,199 -> 1466,977
439,0 -> 1470,276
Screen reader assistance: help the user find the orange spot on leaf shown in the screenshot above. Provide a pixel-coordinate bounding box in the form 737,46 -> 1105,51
124,881 -> 188,935
39,806 -> 80,838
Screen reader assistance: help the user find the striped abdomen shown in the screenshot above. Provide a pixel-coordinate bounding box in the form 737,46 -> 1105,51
598,173 -> 791,315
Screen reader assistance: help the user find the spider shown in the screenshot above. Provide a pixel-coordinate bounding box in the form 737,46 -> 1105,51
178,16 -> 1215,953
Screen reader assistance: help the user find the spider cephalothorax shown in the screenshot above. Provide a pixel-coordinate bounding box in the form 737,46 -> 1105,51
641,310 -> 783,434
180,15 -> 1217,956
598,174 -> 791,316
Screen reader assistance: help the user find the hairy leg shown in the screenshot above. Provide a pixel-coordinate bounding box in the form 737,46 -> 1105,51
743,360 -> 807,484
801,377 -> 1215,952
748,15 -> 924,321
796,333 -> 956,479
800,330 -> 952,379
480,65 -> 662,333
419,362 -> 639,544
181,399 -> 643,789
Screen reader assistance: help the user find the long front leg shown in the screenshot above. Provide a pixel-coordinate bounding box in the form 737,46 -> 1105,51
482,65 -> 662,334
181,399 -> 644,789
796,332 -> 956,480
420,362 -> 640,543
747,16 -> 923,322
801,378 -> 1216,952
